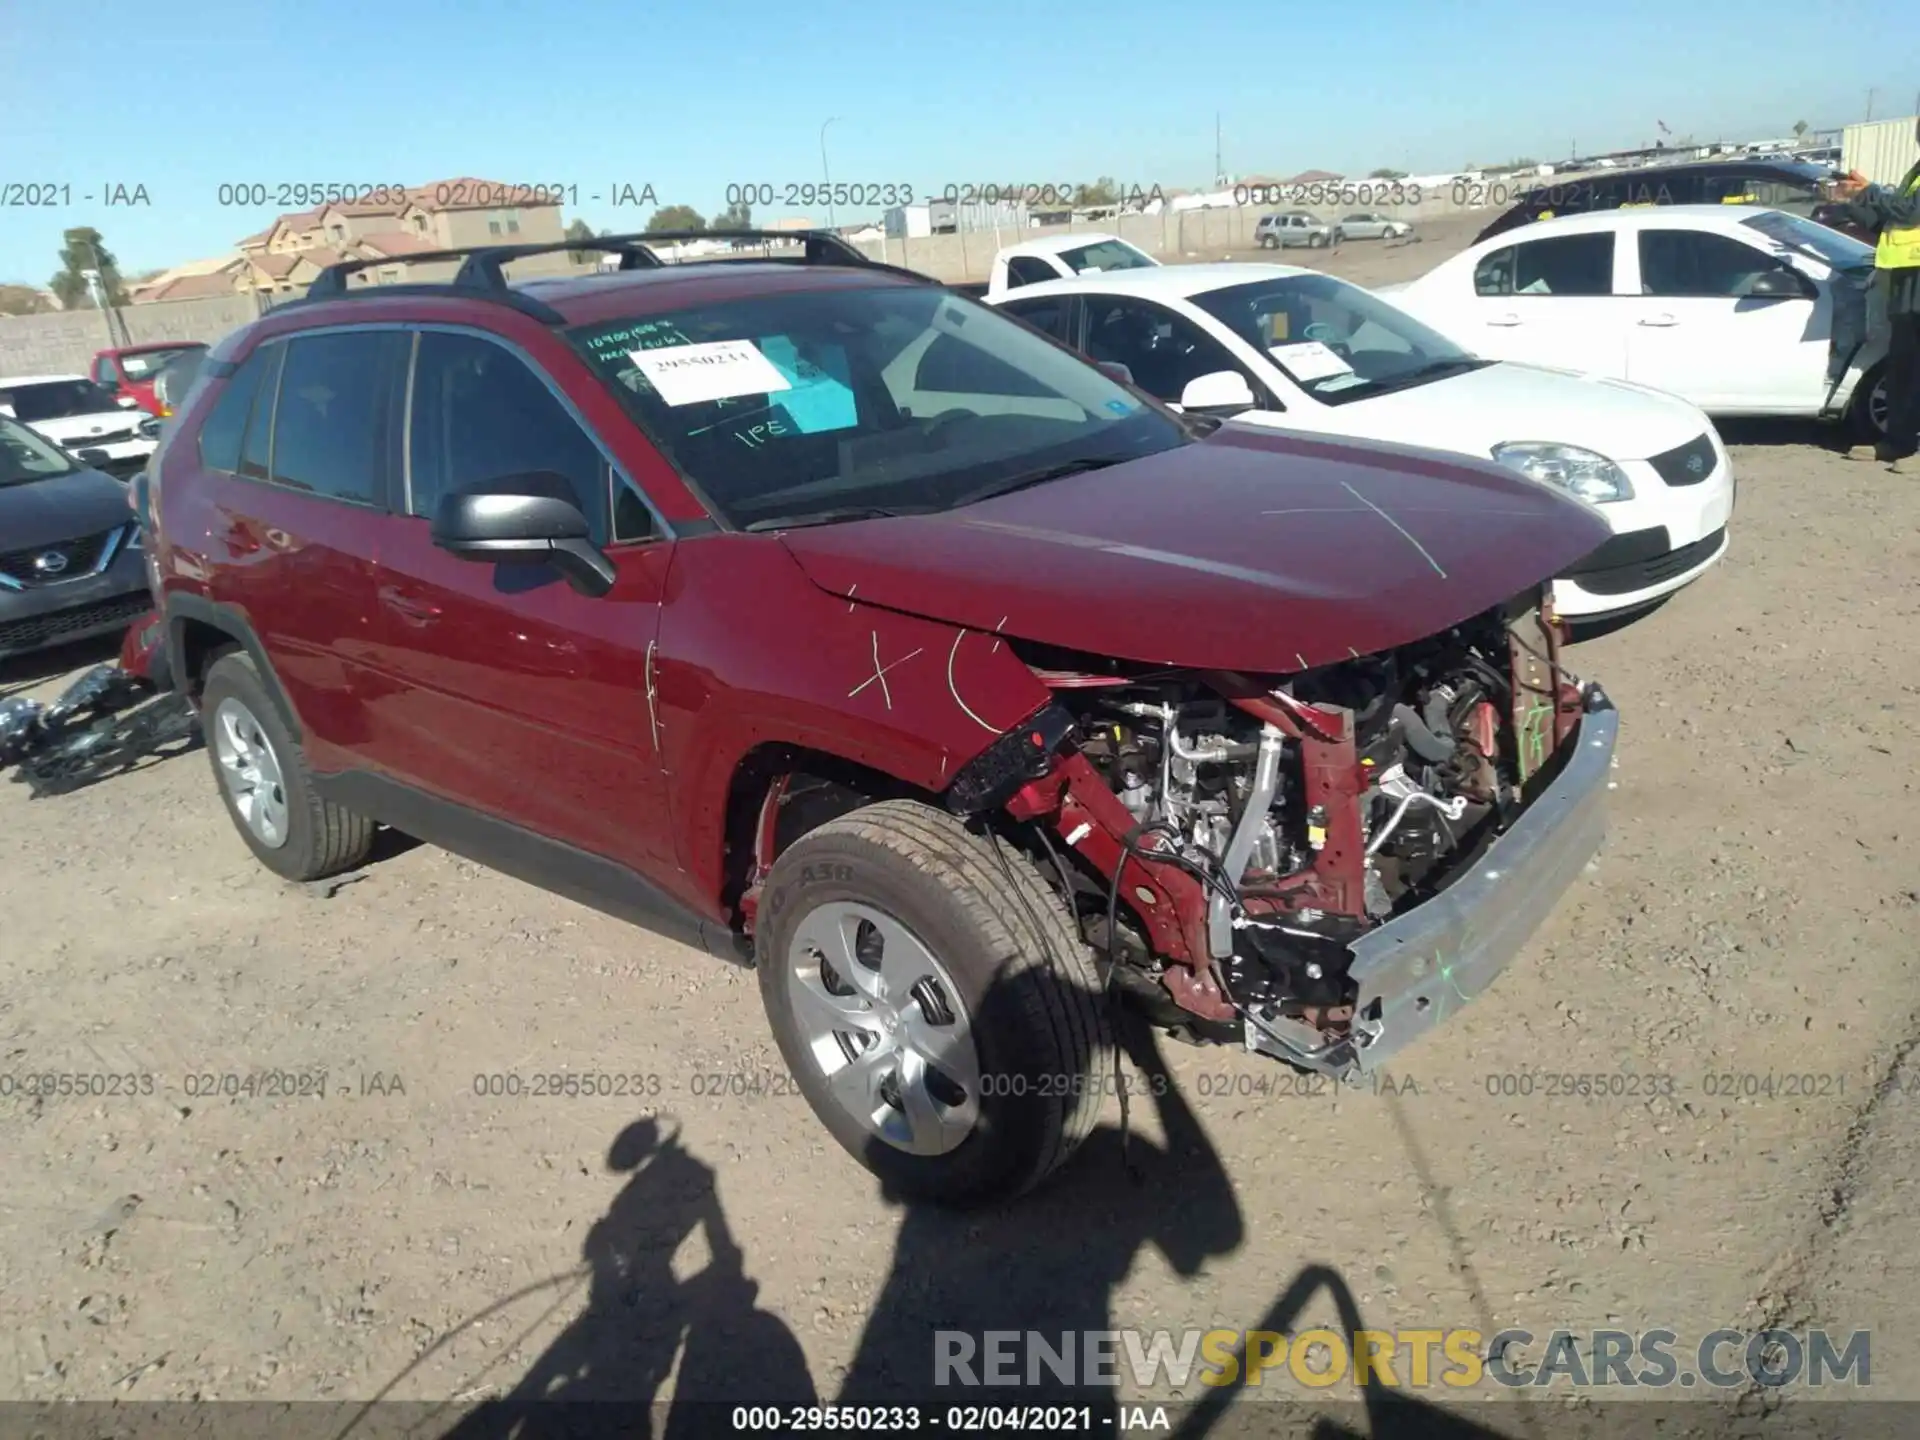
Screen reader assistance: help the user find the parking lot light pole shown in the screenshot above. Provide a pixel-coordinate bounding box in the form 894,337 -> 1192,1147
821,117 -> 842,231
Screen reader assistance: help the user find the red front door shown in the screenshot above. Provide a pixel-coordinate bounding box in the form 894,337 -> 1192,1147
354,328 -> 680,875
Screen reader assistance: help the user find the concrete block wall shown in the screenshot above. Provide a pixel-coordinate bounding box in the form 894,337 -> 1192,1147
0,294 -> 265,377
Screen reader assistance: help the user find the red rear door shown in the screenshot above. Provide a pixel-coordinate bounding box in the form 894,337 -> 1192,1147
184,330 -> 408,768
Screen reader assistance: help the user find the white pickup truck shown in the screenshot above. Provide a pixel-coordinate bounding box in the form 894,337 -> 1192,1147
950,232 -> 1159,301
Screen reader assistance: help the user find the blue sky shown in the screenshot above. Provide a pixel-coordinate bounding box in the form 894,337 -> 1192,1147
2,0 -> 1915,282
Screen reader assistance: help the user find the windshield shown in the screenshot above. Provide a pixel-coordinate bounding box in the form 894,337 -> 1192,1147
1190,273 -> 1484,405
0,415 -> 80,486
1,379 -> 123,422
569,284 -> 1184,529
118,345 -> 204,381
1741,209 -> 1874,270
1057,239 -> 1157,274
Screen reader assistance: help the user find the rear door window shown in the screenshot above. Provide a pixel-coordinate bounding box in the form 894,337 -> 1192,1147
268,331 -> 407,505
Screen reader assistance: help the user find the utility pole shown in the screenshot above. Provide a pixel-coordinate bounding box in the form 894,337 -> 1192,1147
1215,112 -> 1223,187
820,117 -> 842,231
82,236 -> 124,347
1865,88 -> 1876,121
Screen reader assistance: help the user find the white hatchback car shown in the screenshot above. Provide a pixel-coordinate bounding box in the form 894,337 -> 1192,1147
0,374 -> 156,479
1380,206 -> 1889,437
991,263 -> 1734,621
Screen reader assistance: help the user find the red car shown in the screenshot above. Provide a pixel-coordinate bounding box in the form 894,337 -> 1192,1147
90,342 -> 209,416
146,230 -> 1619,1205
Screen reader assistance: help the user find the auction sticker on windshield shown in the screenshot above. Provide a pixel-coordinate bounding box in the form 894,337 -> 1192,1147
628,339 -> 792,407
1269,340 -> 1353,382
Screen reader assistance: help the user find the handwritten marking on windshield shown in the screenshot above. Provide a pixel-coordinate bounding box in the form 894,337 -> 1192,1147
849,632 -> 922,711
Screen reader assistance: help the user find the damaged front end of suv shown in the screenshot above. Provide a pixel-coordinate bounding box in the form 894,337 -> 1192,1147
946,591 -> 1615,1079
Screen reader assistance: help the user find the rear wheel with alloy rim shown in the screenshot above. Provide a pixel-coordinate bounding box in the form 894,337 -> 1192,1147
200,651 -> 375,881
756,799 -> 1109,1205
213,697 -> 288,848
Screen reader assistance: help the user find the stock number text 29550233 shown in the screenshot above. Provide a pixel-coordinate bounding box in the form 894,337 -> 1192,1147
723,182 -> 918,210
1236,180 -> 1424,207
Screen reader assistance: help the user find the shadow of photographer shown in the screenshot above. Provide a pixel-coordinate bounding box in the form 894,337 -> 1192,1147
409,974 -> 1522,1440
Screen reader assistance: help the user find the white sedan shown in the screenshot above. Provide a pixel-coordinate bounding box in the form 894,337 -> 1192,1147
990,262 -> 1734,621
0,374 -> 156,479
1379,205 -> 1889,438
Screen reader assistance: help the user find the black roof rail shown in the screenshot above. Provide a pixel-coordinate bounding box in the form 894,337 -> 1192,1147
297,226 -> 943,321
300,234 -> 666,311
275,281 -> 571,325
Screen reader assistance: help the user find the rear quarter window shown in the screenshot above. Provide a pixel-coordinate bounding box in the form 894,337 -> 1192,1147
196,346 -> 275,472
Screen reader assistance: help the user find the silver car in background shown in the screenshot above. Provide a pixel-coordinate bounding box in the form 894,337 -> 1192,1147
1255,211 -> 1337,249
1334,211 -> 1413,240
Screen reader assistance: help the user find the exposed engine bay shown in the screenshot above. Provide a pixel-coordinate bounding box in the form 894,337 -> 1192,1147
1014,595 -> 1583,1062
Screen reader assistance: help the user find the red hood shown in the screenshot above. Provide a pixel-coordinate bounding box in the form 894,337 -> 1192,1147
778,424 -> 1611,672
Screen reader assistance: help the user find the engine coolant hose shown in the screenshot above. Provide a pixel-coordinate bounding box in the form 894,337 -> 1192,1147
1392,702 -> 1456,764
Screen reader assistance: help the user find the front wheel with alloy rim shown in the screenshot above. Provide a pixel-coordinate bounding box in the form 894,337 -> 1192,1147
755,800 -> 1110,1206
200,651 -> 375,881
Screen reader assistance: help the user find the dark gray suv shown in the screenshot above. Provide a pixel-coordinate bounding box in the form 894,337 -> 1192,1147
0,415 -> 150,662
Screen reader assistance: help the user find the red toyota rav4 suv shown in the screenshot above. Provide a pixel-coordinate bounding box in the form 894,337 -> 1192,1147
146,230 -> 1620,1204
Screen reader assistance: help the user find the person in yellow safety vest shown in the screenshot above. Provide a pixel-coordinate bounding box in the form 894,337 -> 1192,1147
1838,117 -> 1920,473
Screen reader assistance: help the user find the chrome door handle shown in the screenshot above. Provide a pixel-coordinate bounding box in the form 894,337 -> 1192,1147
1637,314 -> 1679,327
1486,313 -> 1522,327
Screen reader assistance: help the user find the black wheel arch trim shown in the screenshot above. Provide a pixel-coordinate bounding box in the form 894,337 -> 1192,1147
163,592 -> 304,740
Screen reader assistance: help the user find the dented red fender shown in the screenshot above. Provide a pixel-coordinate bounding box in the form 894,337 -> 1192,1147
654,535 -> 1056,914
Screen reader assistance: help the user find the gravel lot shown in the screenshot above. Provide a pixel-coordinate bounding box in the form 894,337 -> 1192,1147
3,213 -> 1917,1430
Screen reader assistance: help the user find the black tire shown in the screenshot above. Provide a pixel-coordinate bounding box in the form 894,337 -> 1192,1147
1259,235 -> 1278,250
1847,363 -> 1889,443
200,651 -> 374,881
756,799 -> 1109,1206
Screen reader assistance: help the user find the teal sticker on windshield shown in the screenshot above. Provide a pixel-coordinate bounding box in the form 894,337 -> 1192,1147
756,336 -> 857,434
1105,398 -> 1136,415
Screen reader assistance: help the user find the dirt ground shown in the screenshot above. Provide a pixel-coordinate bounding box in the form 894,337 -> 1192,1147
3,212 -> 1918,1431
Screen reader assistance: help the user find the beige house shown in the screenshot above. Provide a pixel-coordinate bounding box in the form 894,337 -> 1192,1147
227,178 -> 571,298
128,252 -> 251,304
